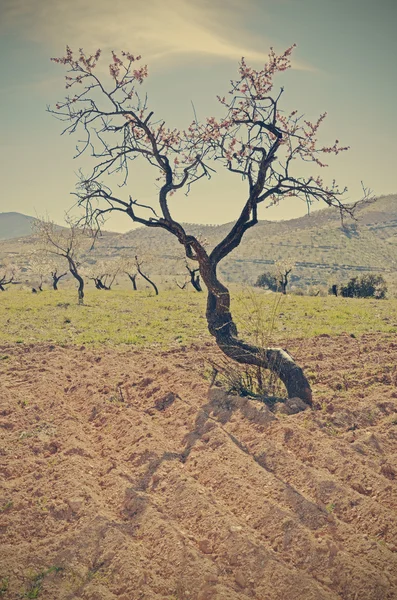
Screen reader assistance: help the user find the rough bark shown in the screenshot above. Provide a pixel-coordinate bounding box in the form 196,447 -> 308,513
200,260 -> 312,404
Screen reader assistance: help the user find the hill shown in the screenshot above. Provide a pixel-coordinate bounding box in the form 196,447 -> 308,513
1,194 -> 396,289
0,212 -> 38,240
102,193 -> 397,288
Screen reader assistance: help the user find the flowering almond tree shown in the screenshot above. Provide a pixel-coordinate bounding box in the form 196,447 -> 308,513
50,45 -> 361,403
28,252 -> 67,291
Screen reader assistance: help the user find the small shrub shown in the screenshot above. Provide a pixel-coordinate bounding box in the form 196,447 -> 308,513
209,355 -> 285,401
338,274 -> 387,299
0,578 -> 9,595
23,566 -> 62,599
255,271 -> 278,292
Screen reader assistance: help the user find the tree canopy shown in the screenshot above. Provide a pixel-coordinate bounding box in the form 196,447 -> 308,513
49,45 -> 364,403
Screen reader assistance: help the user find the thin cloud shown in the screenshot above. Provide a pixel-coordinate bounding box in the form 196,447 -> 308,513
0,0 -> 312,69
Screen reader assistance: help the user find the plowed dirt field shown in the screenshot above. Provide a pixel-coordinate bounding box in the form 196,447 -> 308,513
1,334 -> 397,599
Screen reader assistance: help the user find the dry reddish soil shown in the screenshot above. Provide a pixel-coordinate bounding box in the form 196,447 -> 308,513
1,334 -> 397,600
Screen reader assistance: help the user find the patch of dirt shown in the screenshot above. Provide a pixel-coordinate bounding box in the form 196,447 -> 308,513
1,333 -> 397,599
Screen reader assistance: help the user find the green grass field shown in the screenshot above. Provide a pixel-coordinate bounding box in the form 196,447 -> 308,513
1,287 -> 397,348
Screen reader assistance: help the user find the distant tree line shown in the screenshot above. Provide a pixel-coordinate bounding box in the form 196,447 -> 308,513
0,220 -> 204,302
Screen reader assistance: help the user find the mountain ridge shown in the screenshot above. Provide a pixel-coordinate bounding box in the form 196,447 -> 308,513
0,212 -> 39,241
1,194 -> 396,288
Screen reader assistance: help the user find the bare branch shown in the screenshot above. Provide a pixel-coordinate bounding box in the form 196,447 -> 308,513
49,45 -> 362,403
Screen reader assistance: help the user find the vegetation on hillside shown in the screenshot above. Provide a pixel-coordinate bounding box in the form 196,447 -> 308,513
337,274 -> 388,299
1,195 -> 396,292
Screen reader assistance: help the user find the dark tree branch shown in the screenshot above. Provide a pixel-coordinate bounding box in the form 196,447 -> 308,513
135,256 -> 158,296
49,45 -> 368,402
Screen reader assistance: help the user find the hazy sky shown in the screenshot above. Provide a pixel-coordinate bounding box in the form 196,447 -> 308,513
0,0 -> 396,231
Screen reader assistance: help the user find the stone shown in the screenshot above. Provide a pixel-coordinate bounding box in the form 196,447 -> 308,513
276,397 -> 310,415
198,539 -> 212,554
234,570 -> 247,588
67,497 -> 84,513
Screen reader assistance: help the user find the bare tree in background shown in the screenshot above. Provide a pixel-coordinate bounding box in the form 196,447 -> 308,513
134,255 -> 159,296
127,272 -> 138,290
275,261 -> 294,295
49,45 -> 367,403
29,253 -> 67,291
34,220 -> 88,304
176,260 -> 203,292
0,263 -> 16,291
255,261 -> 294,294
186,261 -> 202,292
120,255 -> 139,290
86,259 -> 120,290
51,268 -> 68,290
119,253 -> 157,292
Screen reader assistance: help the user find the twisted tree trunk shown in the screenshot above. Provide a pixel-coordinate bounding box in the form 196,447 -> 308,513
67,258 -> 84,305
124,216 -> 312,403
201,261 -> 312,404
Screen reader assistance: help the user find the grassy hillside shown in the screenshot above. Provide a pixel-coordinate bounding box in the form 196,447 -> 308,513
1,194 -> 396,290
108,194 -> 397,287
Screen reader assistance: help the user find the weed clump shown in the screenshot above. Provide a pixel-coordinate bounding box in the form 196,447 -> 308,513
208,290 -> 286,403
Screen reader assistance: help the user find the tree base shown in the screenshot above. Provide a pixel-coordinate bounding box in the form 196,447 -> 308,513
216,337 -> 312,405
